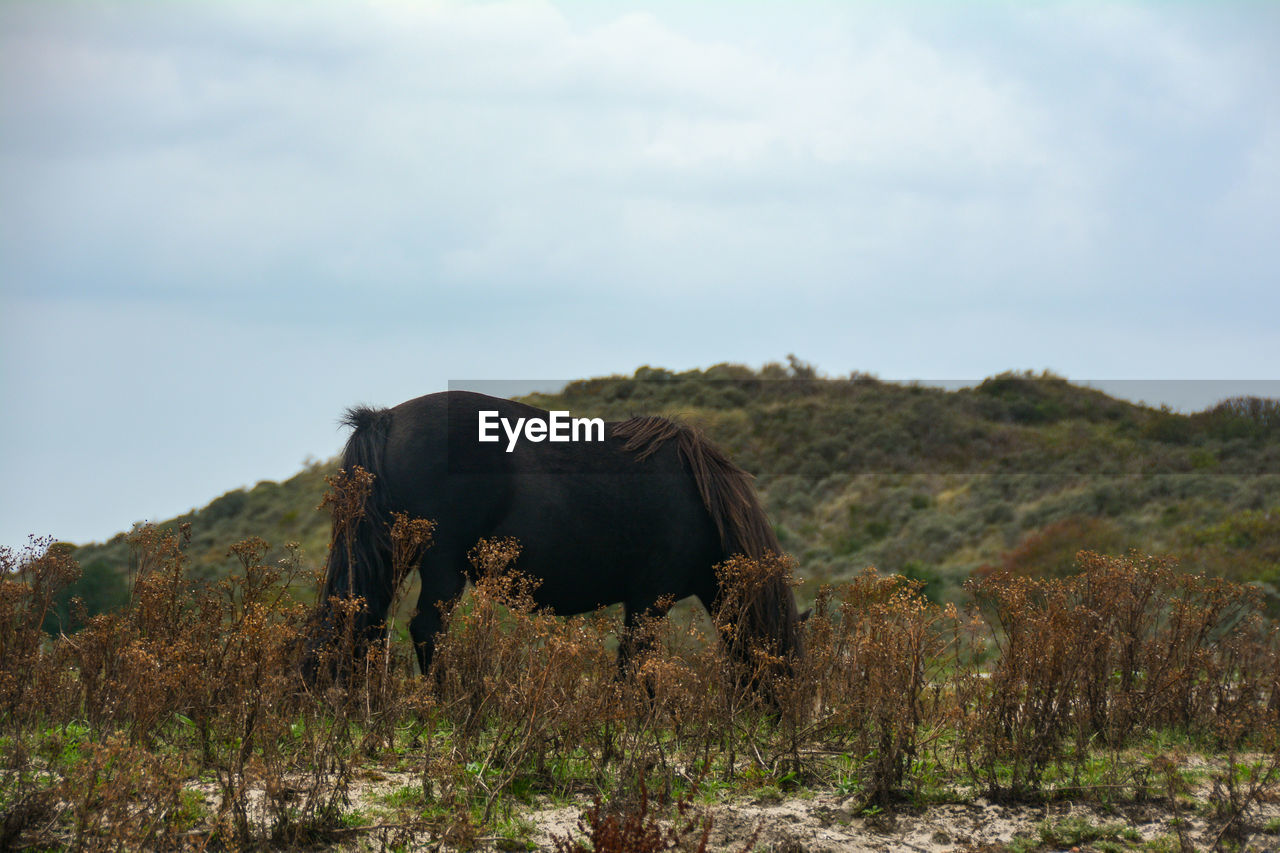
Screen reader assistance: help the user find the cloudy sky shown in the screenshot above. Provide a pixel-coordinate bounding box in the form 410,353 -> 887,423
2,0 -> 1277,548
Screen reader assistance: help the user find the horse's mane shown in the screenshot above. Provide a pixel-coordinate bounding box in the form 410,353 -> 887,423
611,416 -> 781,560
612,415 -> 798,662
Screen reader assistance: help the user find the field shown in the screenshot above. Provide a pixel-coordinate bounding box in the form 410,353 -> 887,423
5,368 -> 1280,850
3,523 -> 1278,850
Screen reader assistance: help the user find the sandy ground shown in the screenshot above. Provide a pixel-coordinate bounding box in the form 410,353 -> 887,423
182,767 -> 1280,852
526,792 -> 1280,852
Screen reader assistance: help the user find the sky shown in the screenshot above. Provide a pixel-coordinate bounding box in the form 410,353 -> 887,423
1,1 -> 1278,549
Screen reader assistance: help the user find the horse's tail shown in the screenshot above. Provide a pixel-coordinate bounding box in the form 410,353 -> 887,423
614,417 -> 801,660
309,406 -> 396,673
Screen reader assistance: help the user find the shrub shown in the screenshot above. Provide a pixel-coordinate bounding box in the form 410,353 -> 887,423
800,569 -> 954,805
2,506 -> 1277,846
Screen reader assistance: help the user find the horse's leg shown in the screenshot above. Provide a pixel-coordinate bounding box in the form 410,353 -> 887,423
409,553 -> 467,677
618,605 -> 641,677
695,573 -> 729,652
618,596 -> 673,678
697,576 -> 774,700
697,580 -> 754,690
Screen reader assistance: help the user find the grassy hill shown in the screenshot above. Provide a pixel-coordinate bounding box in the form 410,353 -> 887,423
62,362 -> 1280,623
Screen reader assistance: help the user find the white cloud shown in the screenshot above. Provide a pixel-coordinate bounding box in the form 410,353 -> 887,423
1,0 -> 1277,547
1214,116 -> 1280,240
1052,4 -> 1250,122
2,0 -> 1102,304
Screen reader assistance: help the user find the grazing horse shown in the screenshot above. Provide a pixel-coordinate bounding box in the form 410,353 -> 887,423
305,390 -> 800,680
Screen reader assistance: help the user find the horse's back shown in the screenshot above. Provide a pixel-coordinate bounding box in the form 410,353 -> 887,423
375,391 -> 722,611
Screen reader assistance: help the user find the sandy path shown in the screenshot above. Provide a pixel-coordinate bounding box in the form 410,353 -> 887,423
527,791 -> 1280,852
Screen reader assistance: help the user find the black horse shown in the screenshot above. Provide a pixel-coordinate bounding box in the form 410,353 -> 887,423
306,390 -> 800,679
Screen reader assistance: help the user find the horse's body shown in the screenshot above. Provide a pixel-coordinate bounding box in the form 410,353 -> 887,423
310,390 -> 798,677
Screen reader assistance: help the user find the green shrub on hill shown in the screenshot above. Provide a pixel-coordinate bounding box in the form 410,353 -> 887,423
62,362 -> 1280,617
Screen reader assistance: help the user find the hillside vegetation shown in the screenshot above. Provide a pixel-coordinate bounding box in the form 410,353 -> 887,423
62,362 -> 1280,623
6,519 -> 1279,849
7,361 -> 1280,850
